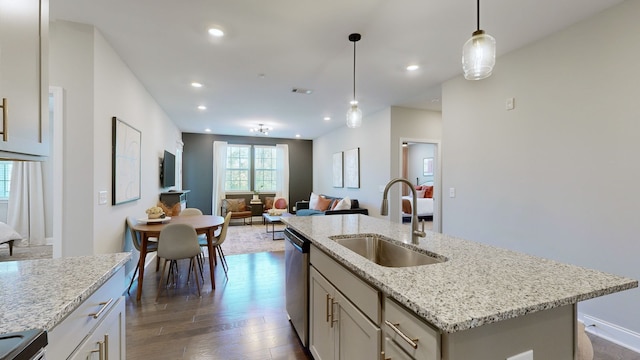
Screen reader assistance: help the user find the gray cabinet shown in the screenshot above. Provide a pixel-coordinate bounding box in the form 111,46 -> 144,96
309,245 -> 381,360
0,0 -> 49,158
68,297 -> 125,360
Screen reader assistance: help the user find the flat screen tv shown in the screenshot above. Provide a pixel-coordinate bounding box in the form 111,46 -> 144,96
161,150 -> 176,187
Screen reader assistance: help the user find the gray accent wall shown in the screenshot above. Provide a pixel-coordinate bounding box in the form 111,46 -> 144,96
182,133 -> 312,214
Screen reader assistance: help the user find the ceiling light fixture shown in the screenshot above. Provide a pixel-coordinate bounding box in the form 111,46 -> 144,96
406,64 -> 419,71
197,105 -> 207,110
346,33 -> 362,129
250,124 -> 271,135
462,0 -> 496,80
323,116 -> 331,121
191,82 -> 203,88
208,28 -> 224,37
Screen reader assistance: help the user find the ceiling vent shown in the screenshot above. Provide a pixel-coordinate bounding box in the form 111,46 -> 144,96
291,88 -> 313,95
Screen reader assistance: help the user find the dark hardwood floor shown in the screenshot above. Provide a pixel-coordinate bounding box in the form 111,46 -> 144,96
125,251 -> 311,360
125,251 -> 639,360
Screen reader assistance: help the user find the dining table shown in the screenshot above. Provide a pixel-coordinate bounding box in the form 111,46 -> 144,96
130,214 -> 225,301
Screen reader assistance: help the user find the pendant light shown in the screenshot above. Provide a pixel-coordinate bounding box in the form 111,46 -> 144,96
462,0 -> 496,80
346,33 -> 362,128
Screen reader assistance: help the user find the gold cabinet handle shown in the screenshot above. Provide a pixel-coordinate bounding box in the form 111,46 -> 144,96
104,334 -> 109,360
330,297 -> 338,328
90,340 -> 105,360
385,320 -> 419,349
89,298 -> 114,319
0,98 -> 7,141
326,293 -> 331,323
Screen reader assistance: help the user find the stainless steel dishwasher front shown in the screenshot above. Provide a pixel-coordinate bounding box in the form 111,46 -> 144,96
284,227 -> 310,348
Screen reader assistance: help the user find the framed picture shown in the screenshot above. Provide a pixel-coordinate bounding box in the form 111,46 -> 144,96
344,147 -> 360,188
423,157 -> 434,176
112,117 -> 141,205
332,152 -> 343,188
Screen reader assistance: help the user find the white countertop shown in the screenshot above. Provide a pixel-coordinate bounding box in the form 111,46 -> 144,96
282,215 -> 637,333
0,253 -> 131,334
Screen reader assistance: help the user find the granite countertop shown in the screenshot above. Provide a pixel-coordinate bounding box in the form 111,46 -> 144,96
0,253 -> 131,334
282,215 -> 638,333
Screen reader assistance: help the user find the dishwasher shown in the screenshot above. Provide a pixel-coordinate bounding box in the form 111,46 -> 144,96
284,227 -> 310,348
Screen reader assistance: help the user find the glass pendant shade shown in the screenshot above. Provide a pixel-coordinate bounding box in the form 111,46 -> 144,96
346,102 -> 362,128
462,30 -> 496,80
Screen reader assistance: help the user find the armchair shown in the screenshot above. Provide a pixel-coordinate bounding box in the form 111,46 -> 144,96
221,198 -> 253,225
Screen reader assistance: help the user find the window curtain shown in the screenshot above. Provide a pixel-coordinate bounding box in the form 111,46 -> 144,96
212,141 -> 227,216
275,144 -> 289,206
7,161 -> 46,246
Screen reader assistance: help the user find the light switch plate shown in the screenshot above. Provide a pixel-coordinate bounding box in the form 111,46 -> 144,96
98,191 -> 108,205
507,350 -> 533,360
449,187 -> 456,198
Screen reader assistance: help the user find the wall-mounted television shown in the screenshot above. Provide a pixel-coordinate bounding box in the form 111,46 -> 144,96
161,150 -> 176,187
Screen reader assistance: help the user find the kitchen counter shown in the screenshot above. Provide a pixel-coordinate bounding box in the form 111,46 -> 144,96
282,215 -> 637,333
0,253 -> 131,334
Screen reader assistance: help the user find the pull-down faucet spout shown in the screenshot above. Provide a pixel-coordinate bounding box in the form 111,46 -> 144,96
381,178 -> 426,245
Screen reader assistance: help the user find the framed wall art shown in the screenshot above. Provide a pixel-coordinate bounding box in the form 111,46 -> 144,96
423,157 -> 434,176
344,147 -> 360,188
332,152 -> 343,187
112,117 -> 141,205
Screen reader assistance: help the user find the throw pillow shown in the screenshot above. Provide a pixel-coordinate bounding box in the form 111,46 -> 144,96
157,201 -> 181,216
264,197 -> 274,210
415,189 -> 426,198
274,197 -> 287,209
332,197 -> 352,211
424,186 -> 434,198
225,198 -> 245,212
309,192 -> 319,210
314,196 -> 332,211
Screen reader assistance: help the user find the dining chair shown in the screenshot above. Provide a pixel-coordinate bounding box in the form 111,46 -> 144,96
180,208 -> 208,278
212,211 -> 232,277
126,216 -> 159,295
156,223 -> 203,300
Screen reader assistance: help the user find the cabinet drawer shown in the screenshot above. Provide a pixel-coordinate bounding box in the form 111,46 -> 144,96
47,267 -> 125,359
384,297 -> 439,360
384,336 -> 414,360
310,245 -> 380,322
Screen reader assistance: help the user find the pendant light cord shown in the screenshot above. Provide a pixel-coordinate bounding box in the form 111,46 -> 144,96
476,0 -> 480,31
352,40 -> 357,101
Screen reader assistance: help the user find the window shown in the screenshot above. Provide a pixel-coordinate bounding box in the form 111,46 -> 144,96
0,161 -> 12,199
224,145 -> 251,191
254,146 -> 276,192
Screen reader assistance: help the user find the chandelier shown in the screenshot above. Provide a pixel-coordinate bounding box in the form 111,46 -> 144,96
250,124 -> 271,135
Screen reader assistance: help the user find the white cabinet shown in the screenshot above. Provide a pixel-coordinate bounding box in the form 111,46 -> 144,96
309,267 -> 381,360
0,0 -> 49,158
309,245 -> 381,360
48,268 -> 126,359
69,297 -> 125,360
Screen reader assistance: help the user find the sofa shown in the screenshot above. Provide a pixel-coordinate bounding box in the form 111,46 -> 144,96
295,194 -> 368,216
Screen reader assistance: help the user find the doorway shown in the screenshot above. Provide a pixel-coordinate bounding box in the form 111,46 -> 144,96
399,139 -> 441,233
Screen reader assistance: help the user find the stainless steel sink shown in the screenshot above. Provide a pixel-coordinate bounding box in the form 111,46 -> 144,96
330,234 -> 444,267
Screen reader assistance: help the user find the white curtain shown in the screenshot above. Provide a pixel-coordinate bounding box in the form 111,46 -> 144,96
275,144 -> 289,206
212,141 -> 228,216
7,161 -> 46,246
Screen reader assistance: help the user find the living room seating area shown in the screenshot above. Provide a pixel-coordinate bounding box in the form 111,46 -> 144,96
295,193 -> 368,216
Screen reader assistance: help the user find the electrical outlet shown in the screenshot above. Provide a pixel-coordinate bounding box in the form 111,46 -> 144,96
506,350 -> 533,360
449,187 -> 456,198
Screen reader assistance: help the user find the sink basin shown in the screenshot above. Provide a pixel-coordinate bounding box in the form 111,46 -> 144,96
330,234 -> 444,267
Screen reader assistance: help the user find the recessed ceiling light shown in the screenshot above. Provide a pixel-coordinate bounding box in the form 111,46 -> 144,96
191,82 -> 203,88
406,64 -> 420,71
323,117 -> 331,121
197,105 -> 207,110
295,134 -> 301,138
208,28 -> 224,37
205,128 -> 212,132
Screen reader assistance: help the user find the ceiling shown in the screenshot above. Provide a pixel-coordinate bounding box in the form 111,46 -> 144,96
50,0 -> 623,140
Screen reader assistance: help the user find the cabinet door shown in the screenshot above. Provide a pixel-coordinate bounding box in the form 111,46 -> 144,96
0,0 -> 48,157
335,290 -> 381,360
309,267 -> 336,360
69,297 -> 126,360
384,337 -> 414,360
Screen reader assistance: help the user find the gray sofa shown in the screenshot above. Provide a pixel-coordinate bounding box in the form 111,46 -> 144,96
295,195 -> 368,216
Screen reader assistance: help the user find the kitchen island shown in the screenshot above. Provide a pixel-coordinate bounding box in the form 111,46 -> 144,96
282,215 -> 637,359
0,252 -> 131,359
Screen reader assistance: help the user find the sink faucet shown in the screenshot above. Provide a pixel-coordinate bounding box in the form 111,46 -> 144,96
380,178 -> 426,245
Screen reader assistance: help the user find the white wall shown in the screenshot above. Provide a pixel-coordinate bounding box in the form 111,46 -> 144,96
442,0 -> 640,343
313,106 -> 442,219
50,21 -> 181,258
407,143 -> 435,185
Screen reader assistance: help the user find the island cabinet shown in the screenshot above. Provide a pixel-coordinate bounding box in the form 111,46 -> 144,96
47,267 -> 126,360
309,245 -> 381,360
0,0 -> 49,159
383,298 -> 440,360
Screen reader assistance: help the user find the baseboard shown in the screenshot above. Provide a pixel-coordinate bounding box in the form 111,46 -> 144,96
45,237 -> 54,246
579,312 -> 640,353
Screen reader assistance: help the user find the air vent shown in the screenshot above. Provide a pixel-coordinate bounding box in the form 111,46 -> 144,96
291,88 -> 313,95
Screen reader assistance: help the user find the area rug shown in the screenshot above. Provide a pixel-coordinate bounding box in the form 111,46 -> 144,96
0,245 -> 52,262
221,222 -> 286,255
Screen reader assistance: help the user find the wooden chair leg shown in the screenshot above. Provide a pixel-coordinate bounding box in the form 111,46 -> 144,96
127,263 -> 140,295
